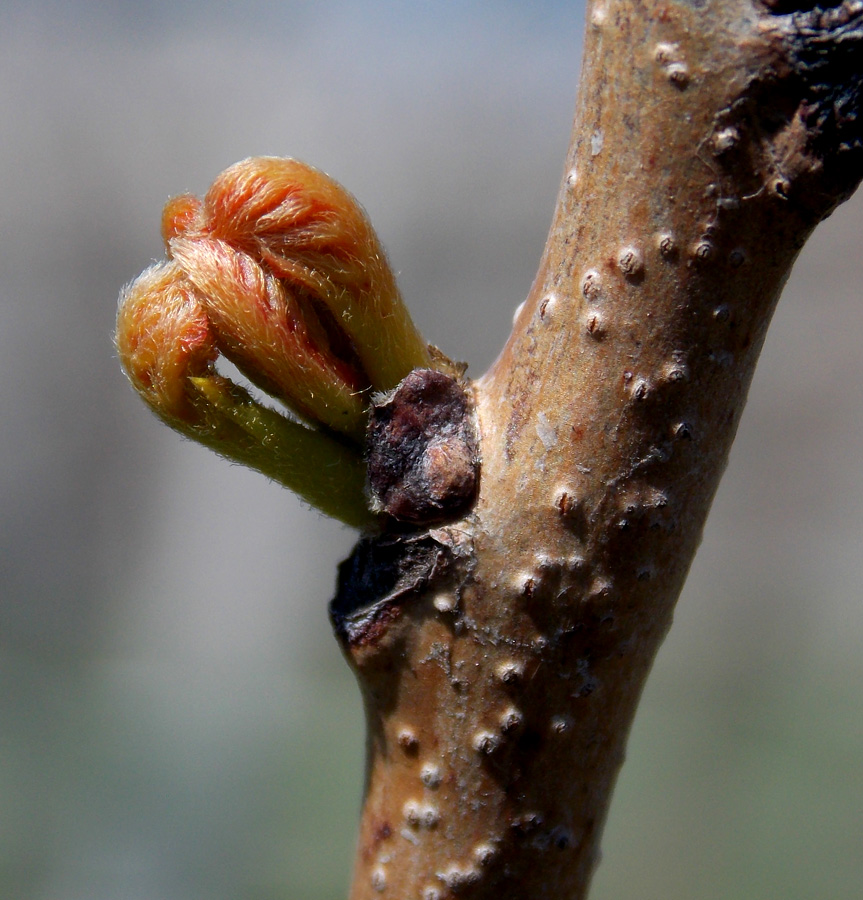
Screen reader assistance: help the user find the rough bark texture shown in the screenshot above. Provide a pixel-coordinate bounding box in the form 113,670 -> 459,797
332,2 -> 863,898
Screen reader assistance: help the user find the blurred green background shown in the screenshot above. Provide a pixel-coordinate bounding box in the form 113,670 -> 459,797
1,2 -> 861,898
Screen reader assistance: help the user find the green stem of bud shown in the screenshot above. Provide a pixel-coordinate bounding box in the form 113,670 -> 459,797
189,376 -> 373,529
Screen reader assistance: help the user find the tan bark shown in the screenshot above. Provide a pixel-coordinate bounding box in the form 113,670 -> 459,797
332,2 -> 863,898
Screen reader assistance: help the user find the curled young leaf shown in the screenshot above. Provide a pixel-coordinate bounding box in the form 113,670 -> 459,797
116,260 -> 371,528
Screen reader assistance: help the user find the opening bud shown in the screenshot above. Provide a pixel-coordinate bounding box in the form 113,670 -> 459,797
116,157 -> 454,525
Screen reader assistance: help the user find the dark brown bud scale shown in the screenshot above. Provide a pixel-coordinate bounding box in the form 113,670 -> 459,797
366,369 -> 479,525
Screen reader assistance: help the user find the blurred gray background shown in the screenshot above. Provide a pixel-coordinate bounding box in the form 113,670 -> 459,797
1,2 -> 861,898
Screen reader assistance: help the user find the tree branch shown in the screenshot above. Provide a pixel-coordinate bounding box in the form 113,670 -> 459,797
114,1 -> 862,896
332,2 -> 863,898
